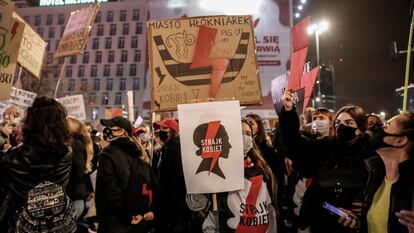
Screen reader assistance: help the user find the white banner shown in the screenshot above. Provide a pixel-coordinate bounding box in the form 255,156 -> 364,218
0,87 -> 37,121
57,94 -> 86,120
178,100 -> 244,194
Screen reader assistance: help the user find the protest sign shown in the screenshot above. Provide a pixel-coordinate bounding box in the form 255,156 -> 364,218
0,87 -> 36,121
0,0 -> 14,32
178,100 -> 244,194
54,4 -> 99,58
104,108 -> 123,119
148,15 -> 262,112
0,17 -> 24,100
271,71 -> 304,115
13,12 -> 46,79
57,94 -> 86,120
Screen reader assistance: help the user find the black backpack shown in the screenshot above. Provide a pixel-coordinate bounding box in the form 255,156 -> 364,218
124,157 -> 154,216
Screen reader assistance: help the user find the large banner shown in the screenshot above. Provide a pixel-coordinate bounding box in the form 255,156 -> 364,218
0,0 -> 14,32
54,4 -> 99,59
148,15 -> 262,112
57,95 -> 86,120
0,87 -> 37,121
177,100 -> 244,194
13,12 -> 46,79
0,18 -> 24,100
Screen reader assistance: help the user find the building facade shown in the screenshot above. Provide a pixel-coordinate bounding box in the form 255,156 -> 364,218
16,0 -> 147,123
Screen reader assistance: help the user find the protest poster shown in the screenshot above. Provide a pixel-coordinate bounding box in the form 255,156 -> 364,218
148,15 -> 262,112
0,87 -> 37,121
0,17 -> 24,100
57,94 -> 86,120
271,71 -> 304,116
177,100 -> 244,193
13,12 -> 47,79
104,108 -> 123,119
0,0 -> 14,32
54,4 -> 99,59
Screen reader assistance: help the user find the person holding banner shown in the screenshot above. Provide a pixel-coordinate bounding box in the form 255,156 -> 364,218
280,90 -> 375,233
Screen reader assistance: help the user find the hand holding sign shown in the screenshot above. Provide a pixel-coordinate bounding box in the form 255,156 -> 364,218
282,90 -> 294,111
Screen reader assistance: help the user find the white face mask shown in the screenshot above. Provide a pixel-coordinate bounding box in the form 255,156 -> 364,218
311,120 -> 330,135
242,135 -> 253,155
139,133 -> 150,143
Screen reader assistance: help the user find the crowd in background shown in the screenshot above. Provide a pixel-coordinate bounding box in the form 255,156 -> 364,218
0,93 -> 413,233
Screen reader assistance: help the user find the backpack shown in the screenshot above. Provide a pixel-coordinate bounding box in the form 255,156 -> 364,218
16,181 -> 77,233
124,157 -> 154,216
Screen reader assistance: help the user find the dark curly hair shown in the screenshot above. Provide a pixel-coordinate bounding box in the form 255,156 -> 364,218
23,97 -> 71,155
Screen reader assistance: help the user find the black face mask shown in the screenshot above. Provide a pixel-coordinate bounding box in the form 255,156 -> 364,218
103,127 -> 117,141
370,127 -> 403,150
336,124 -> 358,143
159,130 -> 169,143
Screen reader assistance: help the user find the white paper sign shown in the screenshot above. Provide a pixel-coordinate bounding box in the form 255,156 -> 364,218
0,87 -> 37,121
57,94 -> 86,120
178,100 -> 244,194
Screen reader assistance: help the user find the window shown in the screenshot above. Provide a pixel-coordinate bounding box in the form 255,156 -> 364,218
83,52 -> 89,64
134,50 -> 141,62
110,24 -> 116,35
58,58 -> 64,64
60,26 -> 65,37
46,14 -> 53,25
119,78 -> 126,90
102,93 -> 109,105
93,79 -> 100,91
116,64 -> 123,76
78,65 -> 85,77
135,23 -> 142,34
91,65 -> 98,77
70,56 -> 77,64
105,37 -> 112,49
89,93 -> 96,105
115,93 -> 122,105
122,23 -> 129,35
95,12 -> 101,23
80,79 -> 88,91
107,11 -> 114,22
104,65 -> 110,77
68,79 -> 75,91
24,16 -> 30,24
133,9 -> 139,21
46,41 -> 50,51
108,51 -> 115,63
95,51 -> 102,63
55,39 -> 60,49
118,37 -> 125,49
106,79 -> 113,91
130,64 -> 137,76
131,36 -> 138,48
97,24 -> 104,36
120,10 -> 127,21
37,28 -> 44,37
35,15 -> 41,26
121,50 -> 128,62
48,27 -> 55,38
66,66 -> 73,77
92,38 -> 99,49
133,78 -> 140,90
58,14 -> 65,25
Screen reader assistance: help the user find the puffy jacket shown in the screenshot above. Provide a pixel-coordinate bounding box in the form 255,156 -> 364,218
360,156 -> 414,233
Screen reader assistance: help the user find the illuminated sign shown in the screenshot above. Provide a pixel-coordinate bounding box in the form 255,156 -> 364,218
39,0 -> 108,7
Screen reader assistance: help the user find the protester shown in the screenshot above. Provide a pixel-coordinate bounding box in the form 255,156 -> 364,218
279,90 -> 374,232
95,116 -> 154,233
187,118 -> 278,233
366,113 -> 384,136
339,111 -> 414,233
0,97 -> 73,232
311,107 -> 334,138
0,106 -> 22,150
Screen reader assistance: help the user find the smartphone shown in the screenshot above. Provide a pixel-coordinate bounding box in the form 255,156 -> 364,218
322,202 -> 349,219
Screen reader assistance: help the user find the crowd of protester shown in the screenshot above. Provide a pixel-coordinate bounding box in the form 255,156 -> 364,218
0,94 -> 413,233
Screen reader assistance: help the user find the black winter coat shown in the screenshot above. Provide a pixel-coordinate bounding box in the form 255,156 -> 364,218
360,157 -> 414,233
67,134 -> 88,200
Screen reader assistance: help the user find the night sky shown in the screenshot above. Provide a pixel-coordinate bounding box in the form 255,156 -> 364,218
300,0 -> 413,116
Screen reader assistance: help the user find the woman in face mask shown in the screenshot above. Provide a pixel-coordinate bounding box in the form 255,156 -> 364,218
339,112 -> 414,233
279,90 -> 375,233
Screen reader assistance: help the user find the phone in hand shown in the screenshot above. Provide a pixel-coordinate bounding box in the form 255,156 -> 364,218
323,202 -> 350,219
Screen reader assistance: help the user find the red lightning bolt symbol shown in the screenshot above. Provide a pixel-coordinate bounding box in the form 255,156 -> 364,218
190,26 -> 229,98
142,184 -> 152,206
200,120 -> 222,175
10,22 -> 19,42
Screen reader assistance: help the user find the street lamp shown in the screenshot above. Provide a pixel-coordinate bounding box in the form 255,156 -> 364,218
307,20 -> 329,106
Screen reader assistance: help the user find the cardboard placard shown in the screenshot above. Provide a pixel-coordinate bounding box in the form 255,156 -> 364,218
148,15 -> 262,112
0,87 -> 37,121
177,100 -> 244,194
0,0 -> 14,32
13,12 -> 47,79
57,94 -> 86,120
54,4 -> 99,59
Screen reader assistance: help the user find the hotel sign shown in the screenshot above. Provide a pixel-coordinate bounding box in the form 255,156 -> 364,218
39,0 -> 108,7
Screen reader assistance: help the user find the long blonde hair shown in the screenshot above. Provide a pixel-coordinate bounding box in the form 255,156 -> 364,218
67,116 -> 94,173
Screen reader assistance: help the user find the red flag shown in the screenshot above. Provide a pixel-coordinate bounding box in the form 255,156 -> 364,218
288,47 -> 308,91
292,16 -> 311,52
300,66 -> 320,113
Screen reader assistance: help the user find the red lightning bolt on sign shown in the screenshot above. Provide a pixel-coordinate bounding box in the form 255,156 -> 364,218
142,183 -> 152,206
200,120 -> 222,175
10,22 -> 20,42
190,26 -> 229,98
